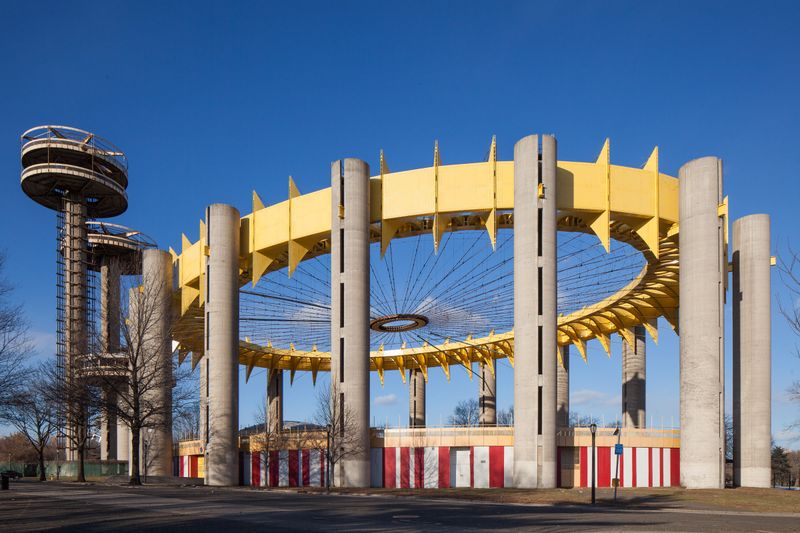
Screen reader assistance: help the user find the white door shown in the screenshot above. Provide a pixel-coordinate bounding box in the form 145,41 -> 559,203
450,448 -> 471,487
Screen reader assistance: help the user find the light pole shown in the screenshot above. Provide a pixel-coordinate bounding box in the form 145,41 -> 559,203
590,423 -> 597,505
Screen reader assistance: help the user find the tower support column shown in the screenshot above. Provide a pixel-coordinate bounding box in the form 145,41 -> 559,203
99,255 -> 121,460
141,248 -> 174,476
204,204 -> 240,486
622,325 -> 646,429
732,214 -> 771,488
267,370 -> 284,433
556,345 -> 569,427
513,134 -> 557,488
408,369 -> 426,428
478,363 -> 496,426
679,157 -> 725,489
330,158 -> 371,488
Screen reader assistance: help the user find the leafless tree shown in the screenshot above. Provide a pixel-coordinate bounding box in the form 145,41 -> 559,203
448,398 -> 480,426
86,256 -> 192,485
4,366 -> 57,481
0,252 -> 32,415
311,381 -> 367,490
252,392 -> 288,482
778,247 -> 800,432
42,361 -> 99,482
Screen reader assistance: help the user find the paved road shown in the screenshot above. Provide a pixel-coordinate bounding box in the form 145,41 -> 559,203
1,480 -> 797,532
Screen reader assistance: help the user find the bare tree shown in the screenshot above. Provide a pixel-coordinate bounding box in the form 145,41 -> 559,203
448,399 -> 480,426
0,252 -> 32,415
497,406 -> 514,426
778,248 -> 800,431
87,255 -> 191,485
5,368 -> 57,481
311,381 -> 367,490
42,361 -> 99,482
252,392 -> 288,483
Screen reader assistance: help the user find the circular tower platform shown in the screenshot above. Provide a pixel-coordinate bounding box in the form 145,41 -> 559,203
87,221 -> 157,274
20,125 -> 128,218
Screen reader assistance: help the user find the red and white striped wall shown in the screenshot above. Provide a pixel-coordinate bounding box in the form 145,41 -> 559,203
568,446 -> 680,488
175,455 -> 201,478
239,450 -> 327,487
370,446 -> 515,488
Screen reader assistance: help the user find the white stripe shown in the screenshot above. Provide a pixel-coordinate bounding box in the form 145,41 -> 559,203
662,448 -> 671,486
409,448 -> 415,488
395,448 -> 402,487
652,447 -> 661,487
309,450 -> 322,487
636,448 -> 649,487
504,447 -> 514,488
423,447 -> 439,488
260,452 -> 267,487
279,450 -> 289,487
473,446 -> 489,488
623,447 -> 633,488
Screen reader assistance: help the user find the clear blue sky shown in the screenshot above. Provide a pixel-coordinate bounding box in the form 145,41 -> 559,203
1,1 -> 798,446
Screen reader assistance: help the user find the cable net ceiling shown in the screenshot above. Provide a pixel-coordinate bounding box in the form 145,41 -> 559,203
239,229 -> 645,353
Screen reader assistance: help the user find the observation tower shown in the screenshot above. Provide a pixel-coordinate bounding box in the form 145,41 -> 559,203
20,126 -> 129,461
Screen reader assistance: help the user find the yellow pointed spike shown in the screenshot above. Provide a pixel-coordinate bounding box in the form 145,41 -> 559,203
380,149 -> 389,175
181,286 -> 200,314
588,138 -> 611,253
572,338 -> 587,362
597,333 -> 611,356
557,348 -> 563,368
643,318 -> 658,345
486,208 -> 497,250
288,237 -> 316,277
190,353 -> 203,371
253,190 -> 265,212
251,250 -> 276,287
181,233 -> 192,252
595,138 -> 610,165
631,146 -> 661,259
619,327 -> 635,349
377,366 -> 385,386
288,176 -> 300,199
168,247 -> 178,262
381,219 -> 401,258
199,219 -> 206,243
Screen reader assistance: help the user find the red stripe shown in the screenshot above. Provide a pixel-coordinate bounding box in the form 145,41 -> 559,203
489,446 -> 504,488
252,452 -> 260,486
671,448 -> 680,487
191,455 -> 198,478
288,450 -> 298,487
648,448 -> 653,487
302,450 -> 310,486
580,447 -> 588,488
438,447 -> 450,488
598,447 -> 611,487
470,447 -> 475,488
414,448 -> 424,488
384,448 -> 396,488
632,448 -> 637,487
269,450 -> 279,487
400,448 -> 410,488
660,448 -> 664,487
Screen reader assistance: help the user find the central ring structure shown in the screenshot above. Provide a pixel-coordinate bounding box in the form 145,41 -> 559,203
370,314 -> 429,333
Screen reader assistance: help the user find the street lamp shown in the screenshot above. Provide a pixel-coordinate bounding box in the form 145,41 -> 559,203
589,423 -> 597,505
613,426 -> 621,502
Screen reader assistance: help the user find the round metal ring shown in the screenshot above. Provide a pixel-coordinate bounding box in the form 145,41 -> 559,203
370,313 -> 429,333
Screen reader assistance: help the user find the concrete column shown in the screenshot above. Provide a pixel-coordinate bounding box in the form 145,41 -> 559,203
100,389 -> 118,461
99,255 -> 121,460
267,370 -> 284,433
732,214 -> 771,488
141,248 -> 174,476
622,325 -> 646,429
204,204 -> 240,486
408,369 -> 426,428
513,134 -> 557,488
556,345 -> 569,428
63,194 -> 88,462
478,363 -> 496,426
100,255 -> 121,353
116,421 -> 129,464
330,158 -> 371,488
679,157 -> 725,489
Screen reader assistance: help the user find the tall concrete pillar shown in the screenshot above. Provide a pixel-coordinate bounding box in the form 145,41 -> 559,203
622,325 -> 646,429
141,248 -> 174,476
556,345 -> 569,427
330,158 -> 371,488
513,134 -> 558,488
408,369 -> 426,428
679,157 -> 725,489
99,255 -> 121,460
732,214 -> 771,488
478,363 -> 496,426
267,370 -> 284,433
116,421 -> 129,464
204,204 -> 240,486
63,194 -> 88,462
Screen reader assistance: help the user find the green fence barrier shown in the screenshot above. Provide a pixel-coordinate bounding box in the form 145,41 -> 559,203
3,461 -> 128,479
